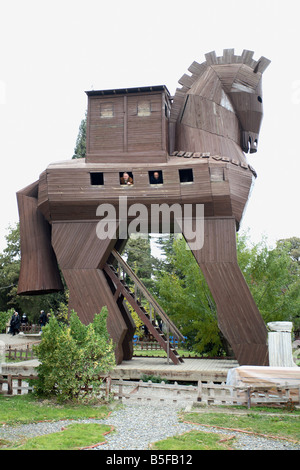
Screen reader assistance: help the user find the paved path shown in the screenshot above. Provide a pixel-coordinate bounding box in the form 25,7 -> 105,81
0,333 -> 40,347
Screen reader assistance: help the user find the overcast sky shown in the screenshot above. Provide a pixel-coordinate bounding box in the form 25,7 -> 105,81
0,0 -> 299,252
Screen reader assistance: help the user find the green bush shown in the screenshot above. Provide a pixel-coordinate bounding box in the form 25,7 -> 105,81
33,307 -> 115,402
0,308 -> 14,333
140,374 -> 170,384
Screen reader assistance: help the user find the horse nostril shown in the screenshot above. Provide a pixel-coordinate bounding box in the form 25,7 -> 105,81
250,138 -> 258,153
242,131 -> 259,153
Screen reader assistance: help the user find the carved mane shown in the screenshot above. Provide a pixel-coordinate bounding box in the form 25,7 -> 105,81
170,48 -> 271,123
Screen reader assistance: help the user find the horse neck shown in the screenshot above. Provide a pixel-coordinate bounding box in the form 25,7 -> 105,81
176,67 -> 243,159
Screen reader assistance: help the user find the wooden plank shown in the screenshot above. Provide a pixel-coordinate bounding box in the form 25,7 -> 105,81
241,49 -> 254,66
51,221 -> 118,270
205,51 -> 217,65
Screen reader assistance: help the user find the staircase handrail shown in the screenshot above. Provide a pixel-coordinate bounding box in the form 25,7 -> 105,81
111,249 -> 184,341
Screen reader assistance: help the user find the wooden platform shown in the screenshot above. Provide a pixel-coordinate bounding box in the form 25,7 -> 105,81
1,357 -> 239,383
109,357 -> 239,383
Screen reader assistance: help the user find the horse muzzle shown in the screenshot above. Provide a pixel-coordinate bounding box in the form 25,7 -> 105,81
242,131 -> 259,153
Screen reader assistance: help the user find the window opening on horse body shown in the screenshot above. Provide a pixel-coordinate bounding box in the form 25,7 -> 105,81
149,170 -> 163,185
120,171 -> 134,185
179,168 -> 193,183
90,173 -> 104,186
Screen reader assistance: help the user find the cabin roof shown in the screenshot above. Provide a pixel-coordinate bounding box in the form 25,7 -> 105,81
85,85 -> 171,97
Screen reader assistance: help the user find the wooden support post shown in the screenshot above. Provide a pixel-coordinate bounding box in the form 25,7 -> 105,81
17,375 -> 22,395
167,324 -> 170,364
105,376 -> 111,400
247,386 -> 251,409
118,380 -> 123,400
197,380 -> 202,402
7,375 -> 13,395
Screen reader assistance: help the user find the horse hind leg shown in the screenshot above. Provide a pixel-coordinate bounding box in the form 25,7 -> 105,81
183,217 -> 269,366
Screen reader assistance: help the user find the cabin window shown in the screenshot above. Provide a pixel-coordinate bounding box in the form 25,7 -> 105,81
138,100 -> 151,117
179,168 -> 193,183
100,102 -> 114,118
90,172 -> 104,185
149,170 -> 163,185
119,171 -> 134,185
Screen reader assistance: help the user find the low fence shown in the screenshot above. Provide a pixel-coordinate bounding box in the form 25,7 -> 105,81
1,374 -> 298,409
111,379 -> 300,408
0,374 -> 37,395
196,381 -> 300,408
134,341 -> 164,350
6,324 -> 40,334
134,339 -> 183,350
5,344 -> 37,362
20,324 -> 40,334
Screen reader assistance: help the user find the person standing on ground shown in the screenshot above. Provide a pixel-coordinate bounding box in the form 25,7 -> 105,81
38,310 -> 48,331
9,311 -> 21,336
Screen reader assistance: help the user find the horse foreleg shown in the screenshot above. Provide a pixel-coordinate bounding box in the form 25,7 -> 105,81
184,217 -> 268,366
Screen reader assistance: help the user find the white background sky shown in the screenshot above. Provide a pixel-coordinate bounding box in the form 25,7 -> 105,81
0,0 -> 299,252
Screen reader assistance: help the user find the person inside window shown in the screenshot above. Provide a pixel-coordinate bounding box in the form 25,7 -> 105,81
149,170 -> 163,184
120,172 -> 133,185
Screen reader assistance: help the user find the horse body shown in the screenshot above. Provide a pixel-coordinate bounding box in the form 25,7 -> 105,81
17,50 -> 271,366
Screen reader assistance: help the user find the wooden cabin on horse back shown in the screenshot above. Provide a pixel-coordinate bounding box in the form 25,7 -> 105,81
17,49 -> 271,366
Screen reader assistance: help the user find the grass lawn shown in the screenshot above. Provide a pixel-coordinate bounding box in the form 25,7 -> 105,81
0,394 -> 110,426
151,407 -> 300,450
3,423 -> 113,450
180,409 -> 300,442
0,394 -> 114,450
152,429 -> 236,450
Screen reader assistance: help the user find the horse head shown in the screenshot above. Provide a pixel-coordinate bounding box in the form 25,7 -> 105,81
170,49 -> 271,155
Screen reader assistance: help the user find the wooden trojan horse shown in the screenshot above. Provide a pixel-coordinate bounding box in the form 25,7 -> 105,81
17,49 -> 271,366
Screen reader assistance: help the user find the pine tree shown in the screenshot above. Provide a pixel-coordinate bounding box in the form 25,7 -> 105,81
123,235 -> 154,290
72,114 -> 86,159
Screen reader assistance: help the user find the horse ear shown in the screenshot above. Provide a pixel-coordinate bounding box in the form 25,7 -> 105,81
253,56 -> 271,74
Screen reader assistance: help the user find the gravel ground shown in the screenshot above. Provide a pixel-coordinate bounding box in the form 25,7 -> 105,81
1,401 -> 299,451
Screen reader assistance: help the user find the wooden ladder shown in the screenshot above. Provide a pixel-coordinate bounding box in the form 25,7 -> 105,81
104,249 -> 184,365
